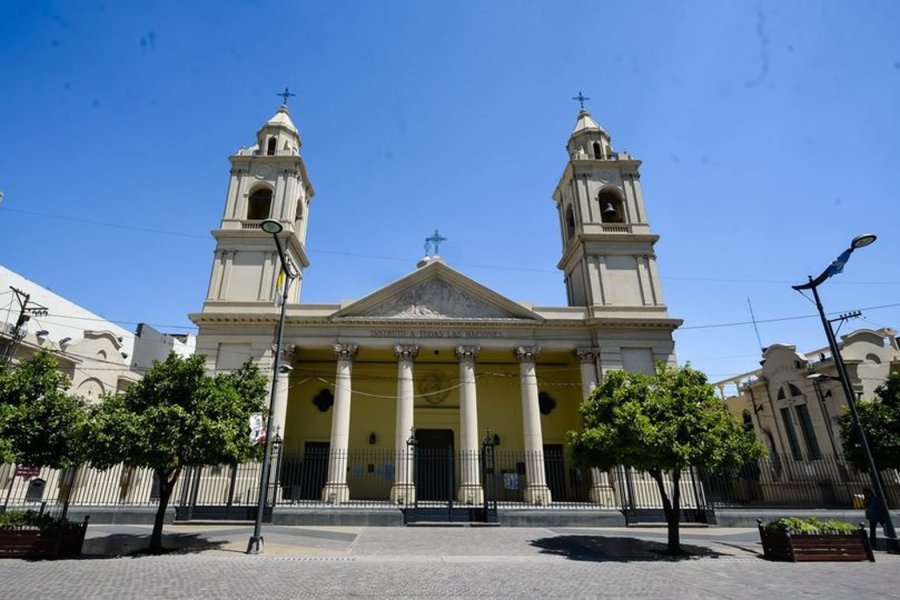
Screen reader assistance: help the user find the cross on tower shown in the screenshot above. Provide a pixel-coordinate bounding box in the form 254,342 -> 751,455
424,229 -> 447,257
277,87 -> 296,106
572,90 -> 591,110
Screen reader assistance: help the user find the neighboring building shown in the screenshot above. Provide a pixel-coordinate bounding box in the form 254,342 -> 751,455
1,266 -> 197,508
189,103 -> 682,507
709,329 -> 900,509
131,322 -> 196,371
715,328 -> 900,461
0,265 -> 196,399
1,265 -> 139,399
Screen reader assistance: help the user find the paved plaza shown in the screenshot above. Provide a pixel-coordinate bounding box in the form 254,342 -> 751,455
1,524 -> 898,599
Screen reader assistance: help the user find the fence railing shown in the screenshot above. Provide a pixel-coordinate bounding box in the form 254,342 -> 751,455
0,448 -> 595,511
5,453 -> 897,515
704,454 -> 900,509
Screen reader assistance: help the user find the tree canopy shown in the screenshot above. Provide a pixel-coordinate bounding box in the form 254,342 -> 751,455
86,352 -> 268,551
569,363 -> 764,554
0,352 -> 86,469
840,372 -> 900,471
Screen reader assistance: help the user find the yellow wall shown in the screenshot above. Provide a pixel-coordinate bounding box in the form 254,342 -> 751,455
283,347 -> 586,455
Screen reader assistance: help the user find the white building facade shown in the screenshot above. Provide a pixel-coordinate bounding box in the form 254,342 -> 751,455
189,104 -> 682,508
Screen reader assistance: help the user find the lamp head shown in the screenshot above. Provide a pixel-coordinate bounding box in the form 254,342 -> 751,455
807,373 -> 839,383
260,219 -> 284,235
851,233 -> 876,250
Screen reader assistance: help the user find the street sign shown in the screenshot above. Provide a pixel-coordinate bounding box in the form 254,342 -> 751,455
15,465 -> 41,478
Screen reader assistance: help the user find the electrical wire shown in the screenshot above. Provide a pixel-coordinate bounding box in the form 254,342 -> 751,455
4,207 -> 899,285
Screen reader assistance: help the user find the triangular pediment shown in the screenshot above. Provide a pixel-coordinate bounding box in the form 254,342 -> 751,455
333,261 -> 542,321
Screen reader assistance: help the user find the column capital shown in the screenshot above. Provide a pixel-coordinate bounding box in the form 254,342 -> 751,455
575,347 -> 600,363
394,344 -> 419,361
514,346 -> 541,363
455,345 -> 480,362
332,343 -> 359,360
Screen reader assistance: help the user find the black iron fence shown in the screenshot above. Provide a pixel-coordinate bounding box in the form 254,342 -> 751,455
6,452 -> 895,516
1,463 -> 164,511
277,448 -> 592,507
486,449 -> 591,506
704,454 -> 900,509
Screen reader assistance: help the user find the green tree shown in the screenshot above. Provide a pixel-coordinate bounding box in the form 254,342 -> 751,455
86,353 -> 267,552
0,352 -> 86,468
840,372 -> 900,471
569,363 -> 765,554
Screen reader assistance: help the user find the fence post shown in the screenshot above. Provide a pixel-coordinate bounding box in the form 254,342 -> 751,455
447,445 -> 454,521
3,464 -> 16,509
225,464 -> 238,519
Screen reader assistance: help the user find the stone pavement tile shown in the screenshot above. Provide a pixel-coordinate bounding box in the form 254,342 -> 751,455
2,547 -> 900,599
82,524 -> 359,557
349,525 -> 558,557
549,526 -> 763,558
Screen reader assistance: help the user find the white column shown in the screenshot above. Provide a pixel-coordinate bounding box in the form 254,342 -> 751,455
515,346 -> 552,505
391,344 -> 418,505
456,345 -> 483,505
322,343 -> 357,504
577,347 -> 616,506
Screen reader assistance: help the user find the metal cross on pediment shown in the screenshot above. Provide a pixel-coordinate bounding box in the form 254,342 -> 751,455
572,90 -> 591,110
424,229 -> 447,257
277,87 -> 296,106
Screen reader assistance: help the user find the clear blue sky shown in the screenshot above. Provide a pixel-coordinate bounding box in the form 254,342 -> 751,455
1,0 -> 899,383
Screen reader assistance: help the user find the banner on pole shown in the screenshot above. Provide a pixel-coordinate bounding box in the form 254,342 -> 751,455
249,413 -> 265,445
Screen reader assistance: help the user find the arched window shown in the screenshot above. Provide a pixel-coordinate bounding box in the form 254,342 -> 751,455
247,188 -> 273,220
742,409 -> 754,432
565,205 -> 576,241
776,387 -> 786,401
592,141 -> 602,159
597,190 -> 625,224
266,137 -> 277,156
788,383 -> 803,397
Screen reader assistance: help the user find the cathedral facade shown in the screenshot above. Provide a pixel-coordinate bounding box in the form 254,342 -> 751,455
189,103 -> 680,507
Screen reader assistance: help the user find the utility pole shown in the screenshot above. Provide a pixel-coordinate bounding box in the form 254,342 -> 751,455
2,287 -> 48,364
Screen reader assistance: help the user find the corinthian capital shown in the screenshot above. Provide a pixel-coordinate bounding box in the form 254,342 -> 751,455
333,343 -> 359,360
394,344 -> 419,361
455,346 -> 480,362
575,347 -> 600,364
513,346 -> 541,363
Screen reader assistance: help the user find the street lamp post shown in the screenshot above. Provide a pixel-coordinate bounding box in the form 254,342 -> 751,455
247,219 -> 298,555
793,233 -> 897,551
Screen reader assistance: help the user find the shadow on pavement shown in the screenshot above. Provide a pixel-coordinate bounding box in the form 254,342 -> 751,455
530,534 -> 725,562
80,533 -> 228,558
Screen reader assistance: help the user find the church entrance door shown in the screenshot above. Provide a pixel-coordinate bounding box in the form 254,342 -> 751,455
414,429 -> 454,502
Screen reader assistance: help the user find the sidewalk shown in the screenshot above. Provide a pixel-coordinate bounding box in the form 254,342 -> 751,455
77,523 -> 845,560
5,525 -> 899,599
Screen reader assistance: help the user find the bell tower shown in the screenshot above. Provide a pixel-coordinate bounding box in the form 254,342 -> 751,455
203,103 -> 315,307
552,104 -> 668,314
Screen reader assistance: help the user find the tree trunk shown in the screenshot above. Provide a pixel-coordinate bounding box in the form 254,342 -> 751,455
150,467 -> 180,552
650,468 -> 682,555
669,469 -> 682,555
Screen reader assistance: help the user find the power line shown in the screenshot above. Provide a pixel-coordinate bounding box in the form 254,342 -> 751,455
0,206 -> 208,240
677,302 -> 900,331
4,206 -> 900,285
4,300 -> 899,343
